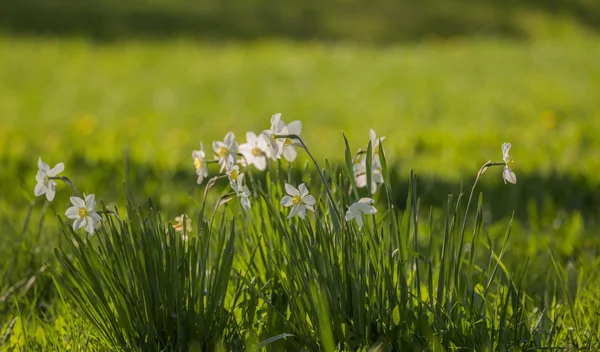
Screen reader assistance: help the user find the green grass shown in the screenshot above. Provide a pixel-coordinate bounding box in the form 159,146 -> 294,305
1,33 -> 600,350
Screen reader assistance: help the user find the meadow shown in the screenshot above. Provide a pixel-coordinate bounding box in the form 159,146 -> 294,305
1,31 -> 600,350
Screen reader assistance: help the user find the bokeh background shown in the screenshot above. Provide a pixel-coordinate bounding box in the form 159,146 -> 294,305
1,0 -> 600,269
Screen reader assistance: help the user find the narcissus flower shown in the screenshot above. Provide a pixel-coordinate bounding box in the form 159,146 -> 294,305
369,129 -> 386,154
172,214 -> 192,234
34,158 -> 64,201
345,198 -> 377,229
262,113 -> 303,162
280,183 -> 316,219
192,143 -> 208,185
213,132 -> 237,172
226,164 -> 244,188
65,194 -> 101,234
238,132 -> 270,171
231,175 -> 251,211
353,155 -> 384,194
501,142 -> 517,184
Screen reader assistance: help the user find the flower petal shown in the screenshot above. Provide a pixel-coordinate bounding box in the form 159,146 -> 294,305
282,146 -> 297,162
297,205 -> 307,219
253,156 -> 267,171
85,194 -> 96,211
38,158 -> 50,172
90,211 -> 102,222
345,207 -> 356,221
280,196 -> 293,207
35,170 -> 46,183
70,196 -> 85,208
34,182 -> 47,196
503,167 -> 517,184
246,131 -> 257,144
288,204 -> 299,219
298,183 -> 309,197
73,218 -> 84,231
285,183 -> 299,196
65,206 -> 79,219
49,162 -> 64,176
84,217 -> 96,234
286,121 -> 302,135
355,214 -> 364,229
46,184 -> 56,201
302,195 -> 316,206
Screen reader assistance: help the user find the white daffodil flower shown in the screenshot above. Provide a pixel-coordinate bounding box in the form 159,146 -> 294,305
34,157 -> 64,202
238,132 -> 270,171
279,121 -> 303,162
345,198 -> 377,229
65,194 -> 102,234
369,129 -> 386,155
192,143 -> 209,185
262,113 -> 286,160
353,155 -> 384,194
226,164 -> 244,188
262,113 -> 303,162
213,132 -> 237,172
501,142 -> 517,184
280,183 -> 316,219
172,214 -> 192,234
231,175 -> 251,210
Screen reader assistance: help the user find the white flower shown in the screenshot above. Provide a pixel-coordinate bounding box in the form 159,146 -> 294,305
34,158 -> 64,201
213,132 -> 237,172
345,198 -> 377,229
225,164 -> 244,187
501,142 -> 517,184
65,194 -> 101,234
231,174 -> 252,210
172,214 -> 192,234
238,132 -> 270,171
369,129 -> 386,155
262,113 -> 303,162
353,155 -> 384,194
192,143 -> 209,185
280,183 -> 316,219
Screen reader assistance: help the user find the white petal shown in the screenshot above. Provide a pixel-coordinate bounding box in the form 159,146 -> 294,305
253,156 -> 267,171
73,218 -> 84,231
65,206 -> 79,219
35,170 -> 46,183
34,182 -> 47,196
503,167 -> 517,184
288,204 -> 299,219
246,131 -> 257,144
359,197 -> 374,204
49,162 -> 64,176
355,174 -> 367,188
38,158 -> 50,172
90,211 -> 102,222
280,196 -> 293,207
84,217 -> 96,234
213,141 -> 224,154
241,196 -> 251,210
345,207 -> 356,221
286,121 -> 302,135
282,146 -> 297,162
297,205 -> 307,219
285,183 -> 299,196
224,132 -> 236,145
355,214 -> 364,229
70,196 -> 85,208
302,195 -> 316,206
369,129 -> 377,144
196,172 -> 205,185
45,184 -> 56,201
298,183 -> 309,197
502,142 -> 511,161
85,194 -> 96,211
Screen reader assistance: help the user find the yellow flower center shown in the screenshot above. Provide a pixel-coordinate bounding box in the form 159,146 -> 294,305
229,169 -> 239,181
78,207 -> 88,218
193,157 -> 203,170
251,146 -> 263,157
44,175 -> 50,184
292,195 -> 302,205
507,157 -> 515,169
218,146 -> 229,157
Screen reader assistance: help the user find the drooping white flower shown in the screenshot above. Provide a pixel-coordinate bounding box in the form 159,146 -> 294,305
225,164 -> 244,188
172,214 -> 192,234
353,155 -> 384,194
279,121 -> 303,162
65,194 -> 102,234
262,113 -> 303,162
501,142 -> 517,184
213,132 -> 237,172
280,183 -> 316,219
192,143 -> 209,185
34,158 -> 64,201
238,132 -> 270,171
369,129 -> 386,155
231,174 -> 252,210
345,198 -> 377,229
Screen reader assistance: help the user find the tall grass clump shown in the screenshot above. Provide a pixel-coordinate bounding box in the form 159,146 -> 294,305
40,113 -> 596,351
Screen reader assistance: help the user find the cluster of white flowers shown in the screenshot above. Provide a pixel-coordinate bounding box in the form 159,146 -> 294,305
353,129 -> 385,194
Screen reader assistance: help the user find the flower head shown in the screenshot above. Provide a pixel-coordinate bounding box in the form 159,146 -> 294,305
501,142 -> 517,184
280,183 -> 316,219
238,132 -> 270,171
172,214 -> 192,235
345,198 -> 377,229
369,129 -> 386,155
192,143 -> 209,185
226,164 -> 244,187
353,155 -> 384,194
34,158 -> 64,201
231,175 -> 252,211
65,194 -> 101,234
262,113 -> 303,162
213,132 -> 237,172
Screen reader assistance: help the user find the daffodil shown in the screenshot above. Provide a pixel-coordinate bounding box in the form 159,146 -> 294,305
213,132 -> 237,172
279,121 -> 303,162
65,194 -> 101,234
353,155 -> 384,194
369,129 -> 386,155
192,143 -> 208,185
231,175 -> 251,211
238,132 -> 270,171
263,113 -> 285,160
262,113 -> 303,162
345,198 -> 377,229
34,158 -> 64,201
172,214 -> 192,234
280,183 -> 315,219
502,142 -> 517,184
226,164 -> 244,188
